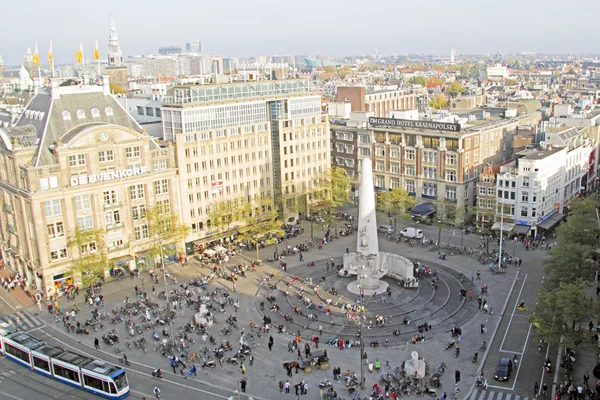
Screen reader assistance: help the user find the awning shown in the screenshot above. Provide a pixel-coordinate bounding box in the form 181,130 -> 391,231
491,222 -> 514,232
112,256 -> 133,266
411,202 -> 436,217
203,249 -> 216,256
537,213 -> 565,230
513,225 -> 531,235
214,245 -> 227,252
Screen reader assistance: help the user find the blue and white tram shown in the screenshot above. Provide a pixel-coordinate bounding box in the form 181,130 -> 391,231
1,332 -> 130,399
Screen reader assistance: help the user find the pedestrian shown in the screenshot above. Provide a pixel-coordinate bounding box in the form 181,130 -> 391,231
279,380 -> 284,393
219,357 -> 224,369
295,383 -> 299,396
542,382 -> 548,396
152,286 -> 156,296
469,290 -> 473,300
484,303 -> 489,314
94,337 -> 100,350
590,321 -> 594,332
319,325 -> 323,336
584,373 -> 589,386
297,348 -> 303,360
232,282 -> 236,292
240,362 -> 246,374
287,366 -> 293,377
188,365 -> 198,376
241,379 -> 247,393
285,380 -> 291,394
478,298 -> 482,309
153,386 -> 161,399
202,333 -> 207,345
534,382 -> 539,396
269,335 -> 274,351
288,340 -> 294,352
484,378 -> 488,391
304,381 -> 308,395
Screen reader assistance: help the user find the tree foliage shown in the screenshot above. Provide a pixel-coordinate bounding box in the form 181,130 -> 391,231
145,205 -> 191,266
531,198 -> 600,347
446,82 -> 466,97
429,94 -> 448,109
427,76 -> 443,85
236,197 -> 284,261
409,76 -> 428,87
378,188 -> 415,219
68,228 -> 108,288
459,64 -> 471,77
109,83 -> 127,95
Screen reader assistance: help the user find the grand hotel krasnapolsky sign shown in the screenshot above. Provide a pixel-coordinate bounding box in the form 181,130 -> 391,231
368,117 -> 461,132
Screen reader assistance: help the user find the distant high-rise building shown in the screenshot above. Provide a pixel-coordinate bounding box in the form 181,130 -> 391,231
158,46 -> 182,55
186,39 -> 202,53
106,17 -> 128,92
0,55 -> 5,75
23,47 -> 38,78
450,48 -> 456,64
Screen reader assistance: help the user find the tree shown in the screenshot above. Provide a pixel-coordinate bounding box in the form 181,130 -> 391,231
145,205 -> 191,268
459,64 -> 471,77
323,66 -> 336,74
68,228 -> 108,288
429,94 -> 448,109
377,188 -> 415,231
208,197 -> 245,248
469,64 -> 480,79
109,83 -> 127,95
446,82 -> 466,97
427,76 -> 443,85
530,281 -> 591,348
409,76 -> 428,87
236,197 -> 284,262
318,166 -> 351,235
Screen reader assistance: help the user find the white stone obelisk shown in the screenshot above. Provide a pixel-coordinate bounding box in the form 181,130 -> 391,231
356,158 -> 381,291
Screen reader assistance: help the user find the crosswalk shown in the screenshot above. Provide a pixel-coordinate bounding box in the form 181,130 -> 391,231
12,311 -> 45,331
470,389 -> 531,400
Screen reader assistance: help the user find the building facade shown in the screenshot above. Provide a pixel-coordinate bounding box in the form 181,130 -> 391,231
161,79 -> 330,247
336,86 -> 417,117
0,77 -> 178,298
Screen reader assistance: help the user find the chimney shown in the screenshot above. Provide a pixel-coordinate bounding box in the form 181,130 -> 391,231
101,75 -> 110,95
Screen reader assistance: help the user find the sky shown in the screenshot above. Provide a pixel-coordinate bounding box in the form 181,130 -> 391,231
1,0 -> 600,65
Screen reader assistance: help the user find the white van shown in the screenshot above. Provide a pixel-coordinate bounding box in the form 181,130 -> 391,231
400,227 -> 423,239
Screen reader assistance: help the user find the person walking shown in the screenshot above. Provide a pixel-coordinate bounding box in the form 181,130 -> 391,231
240,362 -> 246,374
584,373 -> 589,386
153,386 -> 161,399
478,298 -> 482,309
249,354 -> 254,366
297,348 -> 303,360
542,382 -> 548,396
240,379 -> 247,393
268,335 -> 274,351
534,382 -> 539,397
285,380 -> 291,394
94,337 -> 100,350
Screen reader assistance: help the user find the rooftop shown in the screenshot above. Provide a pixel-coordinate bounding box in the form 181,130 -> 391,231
516,145 -> 565,160
82,359 -> 123,377
6,332 -> 44,350
55,350 -> 93,367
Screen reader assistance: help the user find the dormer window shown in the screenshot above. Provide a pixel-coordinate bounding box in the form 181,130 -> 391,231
91,108 -> 100,118
105,107 -> 114,116
62,111 -> 71,120
76,109 -> 86,119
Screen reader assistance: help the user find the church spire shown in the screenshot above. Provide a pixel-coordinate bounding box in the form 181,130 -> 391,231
108,17 -> 123,67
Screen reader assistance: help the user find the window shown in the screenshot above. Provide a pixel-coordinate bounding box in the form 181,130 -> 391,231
423,182 -> 437,197
129,184 -> 145,200
375,147 -> 385,156
359,148 -> 371,156
520,206 -> 528,217
405,180 -> 415,193
405,165 -> 416,176
359,135 -> 370,144
375,176 -> 385,187
487,188 -> 494,195
154,179 -> 169,195
391,178 -> 400,189
336,144 -> 345,153
465,138 -> 471,149
446,186 -> 457,200
98,150 -> 114,162
445,154 -> 457,165
126,146 -> 140,158
33,356 -> 50,372
389,147 -> 399,158
153,159 -> 167,171
522,177 -> 529,187
132,204 -> 146,220
134,225 -> 149,241
465,152 -> 470,164
522,192 -> 529,202
74,194 -> 92,212
375,161 -> 385,171
532,207 -> 537,217
479,187 -> 487,195
390,162 -> 400,174
107,231 -> 124,248
47,222 -> 65,239
43,200 -> 62,217
446,170 -> 457,182
156,199 -> 171,214
136,106 -> 144,115
50,248 -> 68,261
105,210 -> 121,225
423,167 -> 437,179
80,242 -> 97,254
474,150 -> 479,162
68,154 -> 86,166
532,193 -> 537,203
77,215 -> 94,230
103,190 -> 118,205
405,149 -> 415,160
423,151 -> 437,164
146,107 -> 154,116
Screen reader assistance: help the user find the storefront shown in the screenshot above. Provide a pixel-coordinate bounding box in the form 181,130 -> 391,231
52,273 -> 74,297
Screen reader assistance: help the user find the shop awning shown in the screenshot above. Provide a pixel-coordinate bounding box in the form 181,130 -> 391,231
411,202 -> 436,217
491,222 -> 514,232
112,256 -> 133,266
513,224 -> 531,235
203,249 -> 216,256
537,213 -> 565,230
214,245 -> 227,252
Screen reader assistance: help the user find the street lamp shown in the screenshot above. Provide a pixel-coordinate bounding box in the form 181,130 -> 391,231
159,240 -> 175,348
357,262 -> 367,390
437,221 -> 442,247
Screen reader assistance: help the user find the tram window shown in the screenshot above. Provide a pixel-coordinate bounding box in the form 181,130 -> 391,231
53,364 -> 80,382
33,357 -> 50,371
113,371 -> 128,390
84,374 -> 110,393
110,383 -> 117,394
5,343 -> 30,363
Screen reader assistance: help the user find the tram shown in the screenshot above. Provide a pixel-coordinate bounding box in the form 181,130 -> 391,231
0,331 -> 130,399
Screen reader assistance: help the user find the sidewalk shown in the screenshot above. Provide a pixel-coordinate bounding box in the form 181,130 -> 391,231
0,269 -> 35,308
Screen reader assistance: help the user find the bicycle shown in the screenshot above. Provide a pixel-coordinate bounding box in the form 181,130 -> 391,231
118,355 -> 130,366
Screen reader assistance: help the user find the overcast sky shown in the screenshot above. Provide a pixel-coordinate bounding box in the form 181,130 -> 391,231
2,0 -> 600,65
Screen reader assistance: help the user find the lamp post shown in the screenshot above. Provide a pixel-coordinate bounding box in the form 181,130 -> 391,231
437,221 -> 442,247
159,241 -> 175,348
357,262 -> 366,390
498,199 -> 504,269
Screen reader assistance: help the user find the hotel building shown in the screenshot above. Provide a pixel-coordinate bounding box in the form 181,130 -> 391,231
0,77 -> 178,297
160,79 -> 330,248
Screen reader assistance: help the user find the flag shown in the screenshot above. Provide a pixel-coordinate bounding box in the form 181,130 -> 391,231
32,42 -> 40,67
48,41 -> 53,68
76,42 -> 83,64
93,40 -> 99,61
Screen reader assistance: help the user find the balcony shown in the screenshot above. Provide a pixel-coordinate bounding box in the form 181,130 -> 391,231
103,202 -> 121,210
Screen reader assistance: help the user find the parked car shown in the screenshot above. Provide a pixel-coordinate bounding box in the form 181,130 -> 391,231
494,358 -> 512,381
377,225 -> 394,234
400,227 -> 423,239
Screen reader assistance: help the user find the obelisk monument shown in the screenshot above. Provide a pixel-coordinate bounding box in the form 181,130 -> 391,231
356,158 -> 383,291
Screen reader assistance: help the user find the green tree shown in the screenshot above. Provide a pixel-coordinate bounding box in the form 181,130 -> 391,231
429,94 -> 448,109
459,64 -> 471,77
323,66 -> 336,74
446,82 -> 466,97
470,64 -> 480,78
409,76 -> 428,87
237,197 -> 284,262
208,197 -> 245,247
145,205 -> 191,267
68,228 -> 109,288
530,281 -> 591,348
377,188 -> 415,231
427,76 -> 443,85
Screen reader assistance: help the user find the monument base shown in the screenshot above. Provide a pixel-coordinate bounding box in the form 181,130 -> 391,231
346,280 -> 389,296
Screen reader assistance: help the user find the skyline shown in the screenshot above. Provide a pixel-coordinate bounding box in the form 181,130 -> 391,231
2,0 -> 600,65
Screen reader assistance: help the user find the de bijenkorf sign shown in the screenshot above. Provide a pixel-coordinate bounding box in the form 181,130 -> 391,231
368,117 -> 461,132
